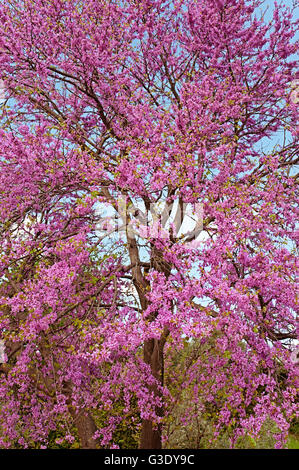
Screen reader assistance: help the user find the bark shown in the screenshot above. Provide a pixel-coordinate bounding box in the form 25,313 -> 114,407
69,408 -> 99,449
139,337 -> 165,449
63,380 -> 100,449
126,224 -> 170,449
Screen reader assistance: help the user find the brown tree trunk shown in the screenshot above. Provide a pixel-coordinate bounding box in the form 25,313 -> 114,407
63,380 -> 100,449
139,337 -> 165,449
69,408 -> 99,449
126,231 -> 170,449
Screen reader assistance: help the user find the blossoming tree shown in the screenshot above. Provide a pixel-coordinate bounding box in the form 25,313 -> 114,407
0,0 -> 298,449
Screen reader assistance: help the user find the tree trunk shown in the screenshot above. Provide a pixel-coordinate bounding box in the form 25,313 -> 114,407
69,408 -> 99,449
126,233 -> 169,448
63,380 -> 100,449
140,337 -> 164,449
